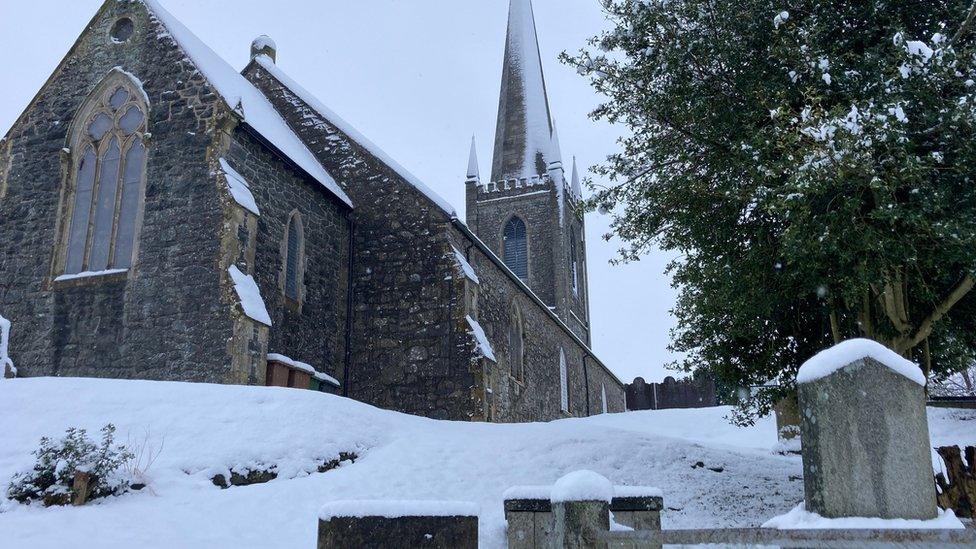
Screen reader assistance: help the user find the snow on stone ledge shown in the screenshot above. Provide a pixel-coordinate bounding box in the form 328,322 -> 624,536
550,470 -> 613,503
319,500 -> 480,521
502,485 -> 551,500
796,338 -> 925,386
762,502 -> 964,530
503,483 -> 664,501
219,158 -> 259,216
228,265 -> 272,327
0,314 -> 14,378
451,246 -> 479,284
465,316 -> 496,362
614,485 -> 664,499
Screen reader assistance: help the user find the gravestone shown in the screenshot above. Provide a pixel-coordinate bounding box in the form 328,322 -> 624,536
797,340 -> 937,520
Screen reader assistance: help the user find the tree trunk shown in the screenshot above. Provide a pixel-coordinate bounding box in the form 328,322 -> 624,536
934,446 -> 975,519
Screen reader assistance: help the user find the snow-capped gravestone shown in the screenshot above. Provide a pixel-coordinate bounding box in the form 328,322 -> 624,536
797,339 -> 937,520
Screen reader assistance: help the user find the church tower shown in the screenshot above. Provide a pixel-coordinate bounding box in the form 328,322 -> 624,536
465,0 -> 591,344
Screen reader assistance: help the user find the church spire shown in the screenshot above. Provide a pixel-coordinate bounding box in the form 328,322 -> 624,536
490,0 -> 554,182
466,135 -> 480,183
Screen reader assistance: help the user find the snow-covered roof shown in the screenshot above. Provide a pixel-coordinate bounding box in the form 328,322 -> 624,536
796,338 -> 925,386
250,54 -> 455,217
139,0 -> 352,209
267,353 -> 341,386
319,500 -> 480,521
465,316 -> 496,363
228,265 -> 272,327
266,353 -> 314,375
218,158 -> 259,216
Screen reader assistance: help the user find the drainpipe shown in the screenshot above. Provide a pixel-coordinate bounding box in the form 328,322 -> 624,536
341,219 -> 356,398
582,354 -> 592,416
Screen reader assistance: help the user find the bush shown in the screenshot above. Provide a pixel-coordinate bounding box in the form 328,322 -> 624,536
7,424 -> 134,506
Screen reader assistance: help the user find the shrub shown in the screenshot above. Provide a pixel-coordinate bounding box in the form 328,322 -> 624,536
7,424 -> 134,506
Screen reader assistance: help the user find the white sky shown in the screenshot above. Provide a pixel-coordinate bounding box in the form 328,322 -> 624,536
0,0 -> 681,383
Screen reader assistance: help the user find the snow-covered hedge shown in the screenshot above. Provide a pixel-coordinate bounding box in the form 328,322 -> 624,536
7,424 -> 133,506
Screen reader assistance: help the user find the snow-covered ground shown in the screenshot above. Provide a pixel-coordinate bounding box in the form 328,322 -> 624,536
0,378 -> 972,548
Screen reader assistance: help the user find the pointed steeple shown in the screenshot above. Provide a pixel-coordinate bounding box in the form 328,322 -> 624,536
571,157 -> 582,198
491,0 -> 555,182
466,135 -> 480,184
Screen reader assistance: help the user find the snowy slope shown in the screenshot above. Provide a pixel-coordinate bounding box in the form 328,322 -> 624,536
0,378 -> 972,548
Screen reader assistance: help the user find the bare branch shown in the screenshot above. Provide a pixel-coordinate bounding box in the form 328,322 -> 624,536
895,274 -> 975,353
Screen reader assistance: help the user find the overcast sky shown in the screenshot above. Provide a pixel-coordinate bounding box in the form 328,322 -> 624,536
0,0 -> 682,383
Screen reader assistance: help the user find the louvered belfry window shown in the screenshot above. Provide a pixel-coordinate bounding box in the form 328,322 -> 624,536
503,216 -> 528,280
285,214 -> 302,301
64,79 -> 147,275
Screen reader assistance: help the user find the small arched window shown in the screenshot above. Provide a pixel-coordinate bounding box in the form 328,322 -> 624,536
509,304 -> 525,382
601,383 -> 608,414
283,212 -> 304,302
503,216 -> 528,280
559,348 -> 569,413
63,74 -> 148,275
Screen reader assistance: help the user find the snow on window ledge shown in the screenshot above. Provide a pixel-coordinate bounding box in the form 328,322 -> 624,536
54,268 -> 128,283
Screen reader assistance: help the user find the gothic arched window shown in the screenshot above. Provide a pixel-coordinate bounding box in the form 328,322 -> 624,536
283,212 -> 304,303
559,348 -> 569,413
509,304 -> 525,383
63,74 -> 148,275
503,216 -> 528,280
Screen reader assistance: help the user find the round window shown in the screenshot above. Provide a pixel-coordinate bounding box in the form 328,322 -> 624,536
110,18 -> 134,43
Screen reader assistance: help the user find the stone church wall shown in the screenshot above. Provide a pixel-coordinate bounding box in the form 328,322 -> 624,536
0,1 -> 238,382
243,64 -> 485,420
222,128 -> 351,388
452,227 -> 625,422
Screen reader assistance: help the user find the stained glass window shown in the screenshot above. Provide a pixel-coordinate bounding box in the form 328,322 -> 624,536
63,79 -> 147,275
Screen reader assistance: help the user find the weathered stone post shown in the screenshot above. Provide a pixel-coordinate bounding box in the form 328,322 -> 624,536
551,471 -> 612,548
796,339 -> 938,520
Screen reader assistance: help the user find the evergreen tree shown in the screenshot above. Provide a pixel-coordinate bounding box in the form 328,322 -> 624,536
566,0 -> 976,421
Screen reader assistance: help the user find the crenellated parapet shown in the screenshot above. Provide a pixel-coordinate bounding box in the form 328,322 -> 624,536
477,173 -> 553,195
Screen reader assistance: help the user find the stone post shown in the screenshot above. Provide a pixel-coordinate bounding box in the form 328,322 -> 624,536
553,499 -> 610,549
550,470 -> 613,549
797,342 -> 938,520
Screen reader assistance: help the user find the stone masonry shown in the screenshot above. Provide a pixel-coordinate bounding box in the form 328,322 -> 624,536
0,0 -> 625,423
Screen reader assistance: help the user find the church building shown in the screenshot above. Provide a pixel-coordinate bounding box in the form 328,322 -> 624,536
0,0 -> 624,421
